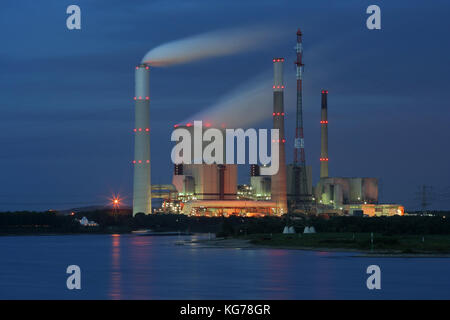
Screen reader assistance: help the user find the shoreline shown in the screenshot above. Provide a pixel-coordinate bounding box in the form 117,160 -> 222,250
180,237 -> 450,258
3,232 -> 450,257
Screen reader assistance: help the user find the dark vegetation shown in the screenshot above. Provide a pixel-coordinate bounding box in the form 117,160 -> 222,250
246,233 -> 450,253
1,210 -> 450,239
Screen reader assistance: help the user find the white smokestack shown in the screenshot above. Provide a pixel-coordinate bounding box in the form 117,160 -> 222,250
133,64 -> 152,215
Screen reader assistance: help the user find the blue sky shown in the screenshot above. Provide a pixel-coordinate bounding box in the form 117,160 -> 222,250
0,0 -> 449,210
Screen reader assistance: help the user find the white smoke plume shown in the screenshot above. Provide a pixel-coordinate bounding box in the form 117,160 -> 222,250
142,26 -> 285,67
181,71 -> 296,128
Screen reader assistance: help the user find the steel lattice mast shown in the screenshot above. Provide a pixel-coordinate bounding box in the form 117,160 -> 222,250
293,28 -> 309,203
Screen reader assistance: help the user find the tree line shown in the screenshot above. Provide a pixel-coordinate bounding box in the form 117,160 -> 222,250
1,210 -> 450,236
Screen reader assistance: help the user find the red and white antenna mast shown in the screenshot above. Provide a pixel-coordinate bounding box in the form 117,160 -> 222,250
294,28 -> 305,166
293,28 -> 309,204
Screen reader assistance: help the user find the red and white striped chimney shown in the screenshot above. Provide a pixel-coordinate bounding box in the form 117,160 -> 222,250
271,58 -> 288,214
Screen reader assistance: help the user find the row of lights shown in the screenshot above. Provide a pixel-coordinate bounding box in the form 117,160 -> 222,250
320,120 -> 328,124
272,85 -> 285,89
134,96 -> 150,100
132,160 -> 150,164
133,128 -> 150,132
174,123 -> 216,128
272,58 -> 285,62
136,66 -> 150,70
321,90 -> 329,94
319,157 -> 329,161
273,112 -> 285,116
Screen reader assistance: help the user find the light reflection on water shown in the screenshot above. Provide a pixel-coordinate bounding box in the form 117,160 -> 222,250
110,234 -> 121,300
314,251 -> 333,299
128,236 -> 154,299
264,249 -> 290,299
0,234 -> 450,299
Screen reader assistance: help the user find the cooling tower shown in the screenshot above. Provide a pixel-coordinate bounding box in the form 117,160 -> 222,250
320,90 -> 329,178
271,58 -> 288,214
132,64 -> 152,215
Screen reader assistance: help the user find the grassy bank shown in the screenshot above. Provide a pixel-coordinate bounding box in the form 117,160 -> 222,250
244,233 -> 450,254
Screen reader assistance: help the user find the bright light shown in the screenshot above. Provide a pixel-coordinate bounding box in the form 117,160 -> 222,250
110,194 -> 122,209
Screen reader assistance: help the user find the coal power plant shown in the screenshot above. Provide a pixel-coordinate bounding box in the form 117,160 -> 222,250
132,29 -> 405,217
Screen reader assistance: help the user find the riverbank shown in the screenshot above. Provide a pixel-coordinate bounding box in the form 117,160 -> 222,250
181,233 -> 450,256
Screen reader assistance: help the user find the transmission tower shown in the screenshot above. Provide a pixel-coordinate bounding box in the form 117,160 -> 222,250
291,28 -> 311,211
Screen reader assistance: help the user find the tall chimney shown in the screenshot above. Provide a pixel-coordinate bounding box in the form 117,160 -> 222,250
320,90 -> 329,178
271,58 -> 288,214
132,64 -> 152,215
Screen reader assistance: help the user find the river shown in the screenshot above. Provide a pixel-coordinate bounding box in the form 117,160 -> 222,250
0,234 -> 449,299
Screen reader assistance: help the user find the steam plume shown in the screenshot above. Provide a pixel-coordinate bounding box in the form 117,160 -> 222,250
182,71 -> 295,128
142,26 -> 284,67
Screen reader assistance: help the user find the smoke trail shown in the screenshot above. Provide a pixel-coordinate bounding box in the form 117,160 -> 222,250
181,71 -> 295,128
142,26 -> 285,67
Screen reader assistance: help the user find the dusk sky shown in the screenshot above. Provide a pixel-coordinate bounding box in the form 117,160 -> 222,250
1,0 -> 449,211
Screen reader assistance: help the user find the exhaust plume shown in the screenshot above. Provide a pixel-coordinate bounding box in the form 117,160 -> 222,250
181,71 -> 295,128
142,26 -> 284,67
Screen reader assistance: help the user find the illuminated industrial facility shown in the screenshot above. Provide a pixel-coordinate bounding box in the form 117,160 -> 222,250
132,29 -> 404,218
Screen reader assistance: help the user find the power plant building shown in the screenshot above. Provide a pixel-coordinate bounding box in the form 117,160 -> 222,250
250,165 -> 271,200
134,29 -> 404,218
315,177 -> 378,207
312,89 -> 403,216
173,164 -> 237,201
314,90 -> 379,209
171,124 -> 237,201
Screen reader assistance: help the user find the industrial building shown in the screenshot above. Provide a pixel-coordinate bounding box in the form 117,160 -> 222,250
313,90 -> 379,208
250,165 -> 271,201
173,163 -> 238,201
312,89 -> 404,216
171,123 -> 238,201
315,177 -> 378,207
167,57 -> 288,217
132,29 -> 404,218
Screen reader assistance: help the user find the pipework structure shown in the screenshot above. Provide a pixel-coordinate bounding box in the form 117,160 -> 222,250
320,90 -> 329,178
271,58 -> 288,214
132,64 -> 152,215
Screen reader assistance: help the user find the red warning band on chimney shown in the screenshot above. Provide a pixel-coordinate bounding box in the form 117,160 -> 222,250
132,160 -> 150,164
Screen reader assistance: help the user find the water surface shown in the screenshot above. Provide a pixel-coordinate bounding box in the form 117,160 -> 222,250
1,234 -> 449,299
